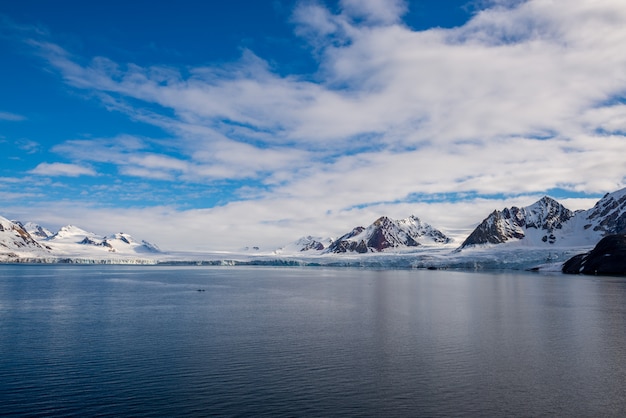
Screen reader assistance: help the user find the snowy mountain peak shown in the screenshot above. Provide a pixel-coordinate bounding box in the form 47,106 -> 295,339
583,187 -> 626,235
459,196 -> 574,249
523,196 -> 574,230
50,225 -> 94,241
101,233 -> 161,253
0,216 -> 49,256
275,235 -> 334,253
325,214 -> 451,254
0,218 -> 161,261
13,221 -> 53,239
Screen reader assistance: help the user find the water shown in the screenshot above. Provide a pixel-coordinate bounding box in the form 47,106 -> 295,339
1,265 -> 626,417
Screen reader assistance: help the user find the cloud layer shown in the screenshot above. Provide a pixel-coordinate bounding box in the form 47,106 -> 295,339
3,0 -> 626,250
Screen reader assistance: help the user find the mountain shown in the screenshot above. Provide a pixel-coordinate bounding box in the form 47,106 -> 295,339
325,215 -> 452,254
0,216 -> 50,259
0,218 -> 161,263
46,225 -> 160,255
582,188 -> 626,236
562,234 -> 626,275
459,197 -> 574,249
102,232 -> 161,253
459,188 -> 626,250
13,221 -> 53,239
48,224 -> 96,242
275,236 -> 333,253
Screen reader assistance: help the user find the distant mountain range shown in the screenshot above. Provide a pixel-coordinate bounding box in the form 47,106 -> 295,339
0,217 -> 159,262
2,187 -> 626,266
280,187 -> 626,254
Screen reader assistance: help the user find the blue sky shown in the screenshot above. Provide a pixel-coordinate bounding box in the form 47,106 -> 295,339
1,0 -> 626,251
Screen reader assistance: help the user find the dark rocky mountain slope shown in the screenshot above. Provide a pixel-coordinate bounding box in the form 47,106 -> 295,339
562,234 -> 626,275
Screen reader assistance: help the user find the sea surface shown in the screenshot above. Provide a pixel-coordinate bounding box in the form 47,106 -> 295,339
1,265 -> 626,417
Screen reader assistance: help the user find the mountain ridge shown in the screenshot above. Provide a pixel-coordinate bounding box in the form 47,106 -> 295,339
3,186 -> 626,267
0,218 -> 159,262
458,188 -> 626,251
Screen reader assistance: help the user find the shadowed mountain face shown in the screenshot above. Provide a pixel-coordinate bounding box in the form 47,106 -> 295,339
459,196 -> 573,249
584,190 -> 626,236
562,235 -> 626,275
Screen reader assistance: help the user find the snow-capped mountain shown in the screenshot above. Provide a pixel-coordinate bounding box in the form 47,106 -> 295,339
325,215 -> 452,254
459,196 -> 574,249
582,188 -> 626,236
13,221 -> 53,239
276,236 -> 334,253
102,233 -> 160,253
1,218 -> 161,263
459,188 -> 626,250
48,224 -> 96,242
0,216 -> 50,258
46,225 -> 160,255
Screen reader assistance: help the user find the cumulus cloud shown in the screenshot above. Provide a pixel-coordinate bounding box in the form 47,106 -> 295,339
30,162 -> 97,177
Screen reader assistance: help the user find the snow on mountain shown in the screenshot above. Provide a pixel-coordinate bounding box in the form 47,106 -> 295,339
581,187 -> 626,236
459,188 -> 626,251
0,216 -> 50,260
101,233 -> 161,254
325,215 -> 452,254
48,224 -> 97,242
13,221 -> 53,239
275,236 -> 334,254
0,217 -> 161,263
3,186 -> 626,268
459,196 -> 574,249
44,225 -> 160,256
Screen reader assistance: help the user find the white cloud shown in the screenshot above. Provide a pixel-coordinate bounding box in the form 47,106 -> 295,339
7,0 -> 626,249
30,162 -> 97,177
0,111 -> 25,121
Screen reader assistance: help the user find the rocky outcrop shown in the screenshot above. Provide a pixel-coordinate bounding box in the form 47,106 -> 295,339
326,226 -> 368,253
562,235 -> 626,275
459,196 -> 574,249
0,216 -> 50,252
584,190 -> 626,235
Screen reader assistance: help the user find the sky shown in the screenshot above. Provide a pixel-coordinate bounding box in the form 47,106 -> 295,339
1,0 -> 626,251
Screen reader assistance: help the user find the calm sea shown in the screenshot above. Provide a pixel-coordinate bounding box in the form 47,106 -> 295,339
1,265 -> 625,417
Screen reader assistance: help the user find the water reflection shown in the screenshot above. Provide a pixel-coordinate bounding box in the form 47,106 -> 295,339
1,266 -> 626,416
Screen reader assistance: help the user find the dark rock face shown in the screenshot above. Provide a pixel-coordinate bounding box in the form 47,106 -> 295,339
367,216 -> 419,251
586,192 -> 626,235
326,227 -> 367,253
325,215 -> 450,254
459,196 -> 574,249
300,241 -> 325,252
562,235 -> 626,275
462,209 -> 524,247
